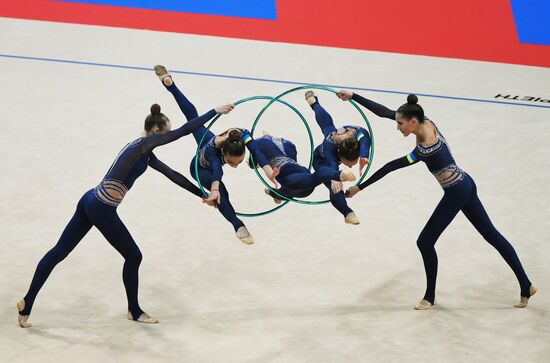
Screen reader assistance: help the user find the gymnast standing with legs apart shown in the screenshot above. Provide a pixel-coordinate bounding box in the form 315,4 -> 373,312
338,90 -> 536,310
305,91 -> 372,224
154,65 -> 275,244
17,100 -> 232,328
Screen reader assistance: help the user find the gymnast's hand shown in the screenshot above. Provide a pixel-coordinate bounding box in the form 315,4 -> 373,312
203,189 -> 221,206
336,90 -> 353,101
331,180 -> 344,194
215,103 -> 235,114
270,166 -> 281,186
345,185 -> 360,198
359,157 -> 370,175
202,197 -> 218,208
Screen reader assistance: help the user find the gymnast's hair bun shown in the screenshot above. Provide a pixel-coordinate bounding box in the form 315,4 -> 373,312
407,94 -> 418,105
228,129 -> 241,141
150,103 -> 161,115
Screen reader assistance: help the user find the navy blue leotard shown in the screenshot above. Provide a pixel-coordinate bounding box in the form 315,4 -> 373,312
352,93 -> 532,303
250,135 -> 344,199
21,109 -> 216,319
163,82 -> 268,232
308,97 -> 371,217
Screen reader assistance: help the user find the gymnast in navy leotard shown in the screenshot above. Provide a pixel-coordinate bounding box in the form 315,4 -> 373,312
17,102 -> 232,328
338,90 -> 536,310
248,134 -> 357,202
305,91 -> 372,224
154,65 -> 274,244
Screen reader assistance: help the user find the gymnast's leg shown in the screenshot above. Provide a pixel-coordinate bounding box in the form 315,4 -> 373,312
415,189 -> 464,310
87,201 -> 157,324
17,191 -> 94,328
460,177 -> 535,307
163,81 -> 199,121
279,164 -> 354,192
190,160 -> 252,244
322,180 -> 357,223
314,154 -> 357,223
155,64 -> 214,144
306,91 -> 337,136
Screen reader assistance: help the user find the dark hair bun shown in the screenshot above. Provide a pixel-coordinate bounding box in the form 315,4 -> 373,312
407,94 -> 418,105
150,103 -> 161,115
228,129 -> 241,141
341,138 -> 358,150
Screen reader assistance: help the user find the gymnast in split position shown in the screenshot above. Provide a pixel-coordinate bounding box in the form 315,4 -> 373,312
248,133 -> 357,203
339,90 -> 536,310
154,65 -> 275,244
17,101 -> 232,328
305,91 -> 372,224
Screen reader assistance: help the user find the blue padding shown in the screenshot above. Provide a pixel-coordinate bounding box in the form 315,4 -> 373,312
55,0 -> 277,20
510,0 -> 550,46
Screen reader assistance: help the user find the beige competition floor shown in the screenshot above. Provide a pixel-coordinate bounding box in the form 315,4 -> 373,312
1,17 -> 549,363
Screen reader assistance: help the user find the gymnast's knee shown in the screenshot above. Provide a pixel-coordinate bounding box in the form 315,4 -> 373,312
125,248 -> 143,266
480,227 -> 506,247
416,235 -> 436,251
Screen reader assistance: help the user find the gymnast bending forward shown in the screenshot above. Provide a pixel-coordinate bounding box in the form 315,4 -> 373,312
17,101 -> 232,327
339,90 -> 536,310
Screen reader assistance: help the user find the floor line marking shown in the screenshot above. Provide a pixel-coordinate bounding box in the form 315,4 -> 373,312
1,53 -> 548,109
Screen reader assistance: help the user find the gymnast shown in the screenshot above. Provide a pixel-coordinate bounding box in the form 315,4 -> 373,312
248,133 -> 357,203
338,90 -> 536,310
154,65 -> 275,244
304,91 -> 372,224
17,101 -> 232,328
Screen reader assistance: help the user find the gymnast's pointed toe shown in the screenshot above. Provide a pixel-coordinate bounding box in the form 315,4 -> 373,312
236,226 -> 255,244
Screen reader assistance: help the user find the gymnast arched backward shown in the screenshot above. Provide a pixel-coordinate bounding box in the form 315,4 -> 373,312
304,90 -> 372,224
154,65 -> 276,244
248,134 -> 357,204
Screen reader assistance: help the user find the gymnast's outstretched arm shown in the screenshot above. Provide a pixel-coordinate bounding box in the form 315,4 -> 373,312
337,90 -> 396,120
346,150 -> 420,198
148,153 -> 204,198
141,109 -> 217,154
141,104 -> 234,154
